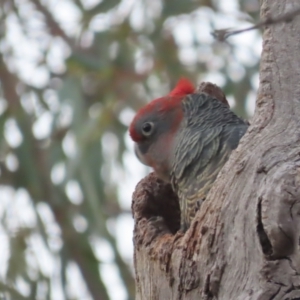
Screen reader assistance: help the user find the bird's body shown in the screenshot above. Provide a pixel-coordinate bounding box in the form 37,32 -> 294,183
170,93 -> 248,231
129,79 -> 248,231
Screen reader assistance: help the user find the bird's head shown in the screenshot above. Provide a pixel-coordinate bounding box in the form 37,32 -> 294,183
129,78 -> 195,181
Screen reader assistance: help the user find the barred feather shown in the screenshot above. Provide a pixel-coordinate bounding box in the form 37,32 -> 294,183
170,93 -> 248,231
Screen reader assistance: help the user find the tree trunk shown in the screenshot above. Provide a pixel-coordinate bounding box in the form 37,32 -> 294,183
131,0 -> 300,299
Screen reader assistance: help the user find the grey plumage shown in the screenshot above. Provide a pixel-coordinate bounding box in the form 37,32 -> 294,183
170,93 -> 248,231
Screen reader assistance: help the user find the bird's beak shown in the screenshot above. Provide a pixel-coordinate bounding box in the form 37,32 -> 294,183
134,144 -> 149,166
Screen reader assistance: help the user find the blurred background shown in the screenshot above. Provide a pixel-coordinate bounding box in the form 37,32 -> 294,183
0,0 -> 261,299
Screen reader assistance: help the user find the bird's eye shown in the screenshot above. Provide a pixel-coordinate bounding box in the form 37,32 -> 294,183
141,122 -> 154,136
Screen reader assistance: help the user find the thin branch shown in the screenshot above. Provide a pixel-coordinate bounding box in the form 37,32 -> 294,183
212,6 -> 300,41
29,0 -> 74,47
0,55 -> 20,112
0,282 -> 29,300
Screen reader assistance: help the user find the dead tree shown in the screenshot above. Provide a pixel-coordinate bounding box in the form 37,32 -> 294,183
132,0 -> 300,299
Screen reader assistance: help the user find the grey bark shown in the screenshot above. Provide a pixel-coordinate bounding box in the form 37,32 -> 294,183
131,0 -> 300,299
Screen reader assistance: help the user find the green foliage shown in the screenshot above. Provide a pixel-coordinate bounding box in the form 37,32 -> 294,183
0,0 -> 260,299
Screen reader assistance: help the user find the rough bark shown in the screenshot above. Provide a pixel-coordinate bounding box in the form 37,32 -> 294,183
132,0 -> 300,299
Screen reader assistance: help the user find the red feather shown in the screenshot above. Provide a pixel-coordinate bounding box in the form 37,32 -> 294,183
169,78 -> 195,97
129,78 -> 194,142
